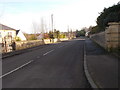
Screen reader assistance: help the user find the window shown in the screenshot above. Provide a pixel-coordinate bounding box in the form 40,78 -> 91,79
8,32 -> 12,36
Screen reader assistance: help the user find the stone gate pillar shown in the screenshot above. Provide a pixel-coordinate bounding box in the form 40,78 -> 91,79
105,22 -> 120,51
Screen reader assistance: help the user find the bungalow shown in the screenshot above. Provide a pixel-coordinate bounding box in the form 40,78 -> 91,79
0,23 -> 16,52
0,23 -> 16,42
0,23 -> 26,53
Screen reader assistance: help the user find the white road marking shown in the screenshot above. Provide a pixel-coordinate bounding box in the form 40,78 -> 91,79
43,49 -> 54,56
0,60 -> 34,78
83,43 -> 98,88
1,44 -> 65,78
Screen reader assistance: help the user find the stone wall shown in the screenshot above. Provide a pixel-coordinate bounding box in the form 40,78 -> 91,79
2,38 -> 69,57
44,38 -> 69,44
16,40 -> 44,50
90,32 -> 106,48
90,22 -> 120,51
4,38 -> 69,52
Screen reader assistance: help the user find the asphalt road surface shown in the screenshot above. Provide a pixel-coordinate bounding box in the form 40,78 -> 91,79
2,38 -> 91,88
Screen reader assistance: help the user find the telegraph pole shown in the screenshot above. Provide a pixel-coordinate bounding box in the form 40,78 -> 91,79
67,25 -> 70,39
51,14 -> 53,32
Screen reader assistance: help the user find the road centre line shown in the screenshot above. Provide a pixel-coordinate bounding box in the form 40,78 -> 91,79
1,43 -> 66,78
0,60 -> 34,78
43,49 -> 54,56
1,45 -> 64,78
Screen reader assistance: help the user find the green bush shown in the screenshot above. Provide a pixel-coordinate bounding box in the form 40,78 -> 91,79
15,37 -> 21,41
76,29 -> 86,37
29,35 -> 37,40
97,3 -> 120,31
59,34 -> 66,38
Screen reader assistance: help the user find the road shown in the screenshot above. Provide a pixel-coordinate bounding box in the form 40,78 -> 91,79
2,38 -> 91,88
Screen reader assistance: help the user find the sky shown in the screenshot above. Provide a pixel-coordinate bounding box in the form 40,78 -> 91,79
0,0 -> 119,33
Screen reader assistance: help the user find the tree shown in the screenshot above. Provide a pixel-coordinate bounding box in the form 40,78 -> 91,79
76,30 -> 81,37
59,33 -> 66,38
48,31 -> 54,40
29,34 -> 37,40
96,3 -> 120,31
24,33 -> 37,40
48,31 -> 54,42
76,29 -> 86,37
54,29 -> 60,39
89,26 -> 100,34
79,29 -> 86,36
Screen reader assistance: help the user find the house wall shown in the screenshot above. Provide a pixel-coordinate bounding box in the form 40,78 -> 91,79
0,30 -> 16,42
17,30 -> 26,41
0,30 -> 16,53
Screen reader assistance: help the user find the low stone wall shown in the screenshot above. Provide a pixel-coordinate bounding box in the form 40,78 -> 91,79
60,38 -> 69,41
44,38 -> 58,44
90,32 -> 106,49
2,38 -> 69,58
16,40 -> 44,50
44,38 -> 69,44
3,38 -> 69,52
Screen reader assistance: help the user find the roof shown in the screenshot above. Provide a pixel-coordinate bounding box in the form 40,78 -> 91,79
0,23 -> 16,30
16,30 -> 20,35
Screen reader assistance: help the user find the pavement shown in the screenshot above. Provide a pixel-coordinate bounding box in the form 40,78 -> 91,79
84,38 -> 119,89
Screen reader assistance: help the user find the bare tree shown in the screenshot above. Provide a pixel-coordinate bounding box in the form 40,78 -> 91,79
40,17 -> 44,33
32,16 -> 49,41
32,21 -> 38,39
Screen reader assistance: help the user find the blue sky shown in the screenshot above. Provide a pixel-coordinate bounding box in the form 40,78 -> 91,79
1,0 -> 76,13
2,1 -> 65,13
0,0 -> 119,33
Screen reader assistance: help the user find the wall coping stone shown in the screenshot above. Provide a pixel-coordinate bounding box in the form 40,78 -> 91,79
108,22 -> 120,25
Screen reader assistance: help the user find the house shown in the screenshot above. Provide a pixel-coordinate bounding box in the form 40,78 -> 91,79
16,30 -> 27,41
37,33 -> 44,40
0,23 -> 17,52
0,23 -> 16,42
0,23 -> 27,53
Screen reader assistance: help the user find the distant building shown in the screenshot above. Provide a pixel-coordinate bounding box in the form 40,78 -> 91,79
85,31 -> 89,36
37,33 -> 44,40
